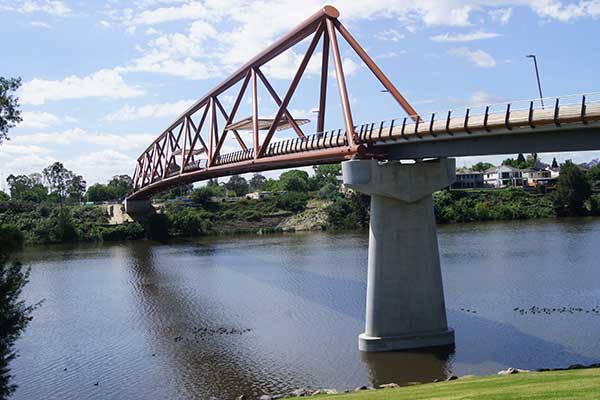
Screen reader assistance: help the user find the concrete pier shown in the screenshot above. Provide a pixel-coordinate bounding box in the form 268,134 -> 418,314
342,158 -> 456,352
124,198 -> 154,216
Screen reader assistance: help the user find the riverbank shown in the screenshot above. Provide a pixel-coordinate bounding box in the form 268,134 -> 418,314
283,367 -> 600,399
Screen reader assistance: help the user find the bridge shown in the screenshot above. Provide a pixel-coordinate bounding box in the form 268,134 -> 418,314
126,5 -> 600,353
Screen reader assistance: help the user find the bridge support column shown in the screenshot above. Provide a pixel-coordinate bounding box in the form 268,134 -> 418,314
342,158 -> 456,352
124,198 -> 154,216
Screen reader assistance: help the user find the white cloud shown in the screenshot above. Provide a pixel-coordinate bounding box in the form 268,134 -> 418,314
104,99 -> 196,122
529,0 -> 600,21
489,8 -> 512,24
30,21 -> 52,28
448,47 -> 496,68
375,29 -> 405,42
467,91 -> 507,105
69,150 -> 137,185
431,31 -> 500,42
20,69 -> 144,105
13,128 -> 155,150
19,0 -> 71,16
18,111 -> 77,129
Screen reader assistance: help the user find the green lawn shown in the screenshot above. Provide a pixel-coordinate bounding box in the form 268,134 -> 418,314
320,368 -> 600,400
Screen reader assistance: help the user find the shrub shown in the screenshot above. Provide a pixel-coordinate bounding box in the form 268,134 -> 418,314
276,192 -> 309,213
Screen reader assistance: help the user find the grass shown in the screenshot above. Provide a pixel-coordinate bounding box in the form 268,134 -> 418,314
320,368 -> 600,399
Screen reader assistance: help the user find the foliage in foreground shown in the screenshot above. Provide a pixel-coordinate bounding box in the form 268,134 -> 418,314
0,225 -> 39,399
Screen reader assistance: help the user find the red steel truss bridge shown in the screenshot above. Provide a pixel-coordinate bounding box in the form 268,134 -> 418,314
129,6 -> 600,201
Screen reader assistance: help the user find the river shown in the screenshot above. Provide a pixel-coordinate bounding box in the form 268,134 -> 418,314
10,218 -> 600,399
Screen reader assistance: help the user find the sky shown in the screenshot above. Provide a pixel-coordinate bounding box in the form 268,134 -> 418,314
1,0 -> 600,190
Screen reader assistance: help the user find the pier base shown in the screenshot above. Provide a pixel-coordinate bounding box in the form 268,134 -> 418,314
124,199 -> 154,216
342,158 -> 456,352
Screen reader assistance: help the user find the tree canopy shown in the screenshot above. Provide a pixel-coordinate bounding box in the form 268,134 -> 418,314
0,77 -> 22,144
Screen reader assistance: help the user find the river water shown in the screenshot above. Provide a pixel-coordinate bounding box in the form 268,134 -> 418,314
10,218 -> 600,399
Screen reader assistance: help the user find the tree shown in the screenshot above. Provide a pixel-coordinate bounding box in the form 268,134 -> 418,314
587,163 -> 600,183
553,161 -> 592,216
0,77 -> 22,144
471,162 -> 495,172
249,174 -> 267,192
311,164 -> 341,188
224,175 -> 249,197
107,175 -> 132,200
85,184 -> 116,203
0,224 -> 39,398
6,175 -> 32,200
67,175 -> 86,203
42,162 -> 74,203
277,170 -> 309,192
516,153 -> 526,164
190,187 -> 213,205
0,192 -> 8,202
551,157 -> 559,169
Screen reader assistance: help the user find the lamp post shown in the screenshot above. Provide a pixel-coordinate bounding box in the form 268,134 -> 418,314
526,54 -> 544,108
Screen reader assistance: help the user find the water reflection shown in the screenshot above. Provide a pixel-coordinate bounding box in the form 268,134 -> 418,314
361,348 -> 453,386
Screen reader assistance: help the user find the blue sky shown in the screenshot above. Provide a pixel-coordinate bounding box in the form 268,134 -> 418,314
1,0 -> 600,189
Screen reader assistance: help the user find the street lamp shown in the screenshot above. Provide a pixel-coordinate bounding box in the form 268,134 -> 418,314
526,54 -> 544,108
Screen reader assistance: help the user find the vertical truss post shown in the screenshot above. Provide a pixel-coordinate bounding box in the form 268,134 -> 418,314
252,68 -> 259,160
318,31 -> 330,136
208,97 -> 216,166
326,17 -> 355,147
180,119 -> 188,173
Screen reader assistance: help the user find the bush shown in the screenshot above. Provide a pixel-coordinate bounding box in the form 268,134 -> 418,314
0,225 -> 24,254
168,208 -> 209,236
276,192 -> 309,213
100,223 -> 145,241
590,194 -> 600,216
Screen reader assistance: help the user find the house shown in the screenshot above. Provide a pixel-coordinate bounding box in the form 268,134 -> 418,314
484,165 -> 523,188
246,191 -> 272,200
522,168 -> 554,187
451,170 -> 485,189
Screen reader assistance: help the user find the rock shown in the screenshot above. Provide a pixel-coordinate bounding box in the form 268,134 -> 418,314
312,389 -> 337,396
259,395 -> 272,400
93,382 -> 99,386
433,379 -> 439,383
63,368 -> 67,371
497,368 -> 519,375
236,395 -> 245,400
289,388 -> 310,397
446,375 -> 458,381
379,383 -> 399,389
353,386 -> 368,392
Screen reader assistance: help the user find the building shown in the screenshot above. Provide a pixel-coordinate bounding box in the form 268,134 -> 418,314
451,170 -> 485,189
522,168 -> 555,187
484,165 -> 523,188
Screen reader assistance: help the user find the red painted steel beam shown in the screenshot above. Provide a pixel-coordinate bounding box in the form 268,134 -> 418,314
326,18 -> 355,147
334,20 -> 420,122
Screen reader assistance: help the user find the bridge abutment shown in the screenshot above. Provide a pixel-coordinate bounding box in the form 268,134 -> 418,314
124,199 -> 154,216
342,158 -> 456,352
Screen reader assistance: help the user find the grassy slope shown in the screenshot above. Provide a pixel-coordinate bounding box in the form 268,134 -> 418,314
322,369 -> 600,400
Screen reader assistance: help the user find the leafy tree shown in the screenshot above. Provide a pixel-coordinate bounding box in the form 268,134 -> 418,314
190,187 -> 213,205
277,170 -> 309,192
6,175 -> 32,200
107,175 -> 132,200
0,224 -> 39,398
471,162 -> 495,172
0,192 -> 8,202
311,164 -> 341,188
85,184 -> 116,203
587,163 -> 600,183
553,161 -> 592,216
516,153 -> 526,164
42,162 -> 74,203
249,174 -> 267,192
224,175 -> 249,197
0,77 -> 22,144
156,184 -> 193,200
276,192 -> 309,213
551,157 -> 559,169
67,175 -> 86,203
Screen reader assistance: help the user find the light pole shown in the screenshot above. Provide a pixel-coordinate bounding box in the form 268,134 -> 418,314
526,54 -> 544,108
